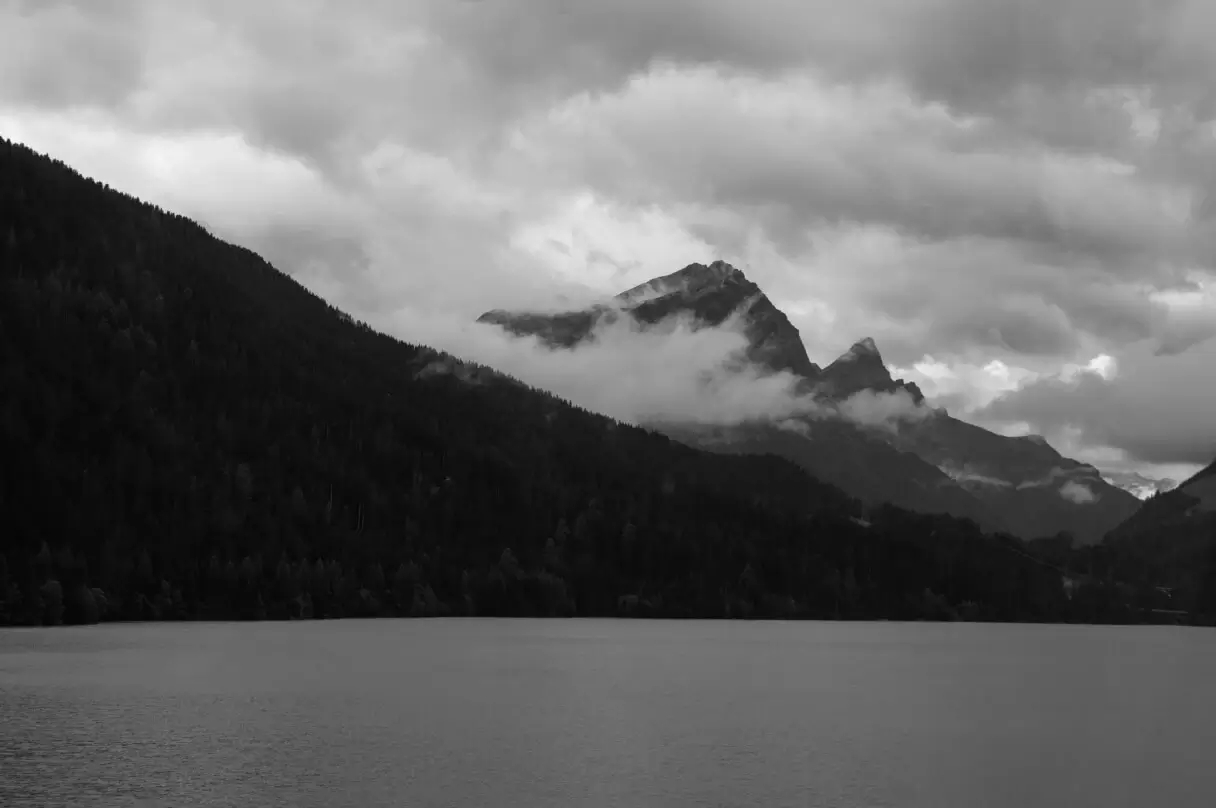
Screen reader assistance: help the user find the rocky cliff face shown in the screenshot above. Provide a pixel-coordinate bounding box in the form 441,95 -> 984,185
479,260 -> 820,381
816,337 -> 924,402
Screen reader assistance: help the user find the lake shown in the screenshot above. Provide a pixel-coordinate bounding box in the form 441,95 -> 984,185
1,619 -> 1214,807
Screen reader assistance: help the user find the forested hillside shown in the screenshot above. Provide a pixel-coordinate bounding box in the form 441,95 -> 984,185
0,138 -> 1203,626
1094,460 -> 1216,616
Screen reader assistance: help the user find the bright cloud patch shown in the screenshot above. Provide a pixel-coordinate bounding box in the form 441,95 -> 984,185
1060,480 -> 1098,505
2,0 -> 1215,480
837,389 -> 931,433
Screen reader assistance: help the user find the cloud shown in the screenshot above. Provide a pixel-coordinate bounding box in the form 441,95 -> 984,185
0,0 -> 144,110
418,0 -> 1216,126
890,357 -> 1041,415
837,389 -> 931,434
1151,281 -> 1216,355
0,107 -> 592,322
0,109 -> 362,239
1101,470 -> 1178,500
2,0 -> 1215,480
978,337 -> 1216,467
518,66 -> 1197,266
938,466 -> 1014,488
1060,481 -> 1098,505
387,304 -> 823,428
1015,466 -> 1100,491
406,302 -> 938,435
774,418 -> 813,439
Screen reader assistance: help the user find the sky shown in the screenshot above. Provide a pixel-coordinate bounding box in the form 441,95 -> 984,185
2,0 -> 1214,484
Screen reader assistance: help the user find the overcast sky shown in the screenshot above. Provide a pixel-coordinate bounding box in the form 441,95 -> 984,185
3,0 -> 1214,482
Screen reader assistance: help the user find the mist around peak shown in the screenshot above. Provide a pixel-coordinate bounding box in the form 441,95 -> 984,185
462,278 -> 936,434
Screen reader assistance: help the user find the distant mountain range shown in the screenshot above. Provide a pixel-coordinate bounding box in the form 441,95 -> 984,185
1110,459 -> 1216,539
1098,458 -> 1216,615
480,261 -> 1142,544
1100,471 -> 1178,501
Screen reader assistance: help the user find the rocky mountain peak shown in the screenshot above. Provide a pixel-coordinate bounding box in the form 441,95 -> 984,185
475,259 -> 1140,544
614,262 -> 820,381
840,337 -> 881,361
616,260 -> 748,305
815,337 -> 927,404
477,261 -> 820,380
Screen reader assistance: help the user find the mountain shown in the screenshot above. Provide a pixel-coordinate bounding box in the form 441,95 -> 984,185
1109,459 -> 1216,540
482,261 -> 821,382
4,136 -> 1116,626
1101,470 -> 1178,500
817,337 -> 925,402
1098,458 -> 1216,615
482,262 -> 999,529
479,262 -> 1141,544
888,416 -> 1138,543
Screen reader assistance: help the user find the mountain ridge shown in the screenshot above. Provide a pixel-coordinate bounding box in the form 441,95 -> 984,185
479,261 -> 1140,543
1099,454 -> 1216,616
816,337 -> 926,403
480,260 -> 822,383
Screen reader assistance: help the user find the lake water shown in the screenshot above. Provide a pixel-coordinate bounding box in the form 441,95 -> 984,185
1,619 -> 1214,807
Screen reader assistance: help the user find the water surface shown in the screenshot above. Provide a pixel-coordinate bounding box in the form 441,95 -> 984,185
2,619 -> 1214,807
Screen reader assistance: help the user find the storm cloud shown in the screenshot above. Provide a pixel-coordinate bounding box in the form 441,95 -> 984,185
978,336 -> 1216,467
2,0 -> 1213,479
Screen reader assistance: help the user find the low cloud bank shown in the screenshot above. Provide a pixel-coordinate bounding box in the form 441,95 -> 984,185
1059,480 -> 1098,505
837,388 -> 932,433
386,305 -> 933,432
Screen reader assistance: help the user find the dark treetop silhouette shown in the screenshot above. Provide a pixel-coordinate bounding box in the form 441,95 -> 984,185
1,137 -> 1212,627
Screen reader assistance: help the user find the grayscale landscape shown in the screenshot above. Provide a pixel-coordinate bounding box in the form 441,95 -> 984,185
2,0 -> 1215,805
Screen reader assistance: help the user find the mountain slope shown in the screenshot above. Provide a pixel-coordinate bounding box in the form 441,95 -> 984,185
806,329 -> 1140,542
892,414 -> 1139,542
818,337 -> 925,402
1101,470 -> 1179,500
660,418 -> 999,530
2,136 -> 1100,626
484,261 -> 1000,529
479,262 -> 1139,543
1099,458 -> 1216,615
1110,458 -> 1216,539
